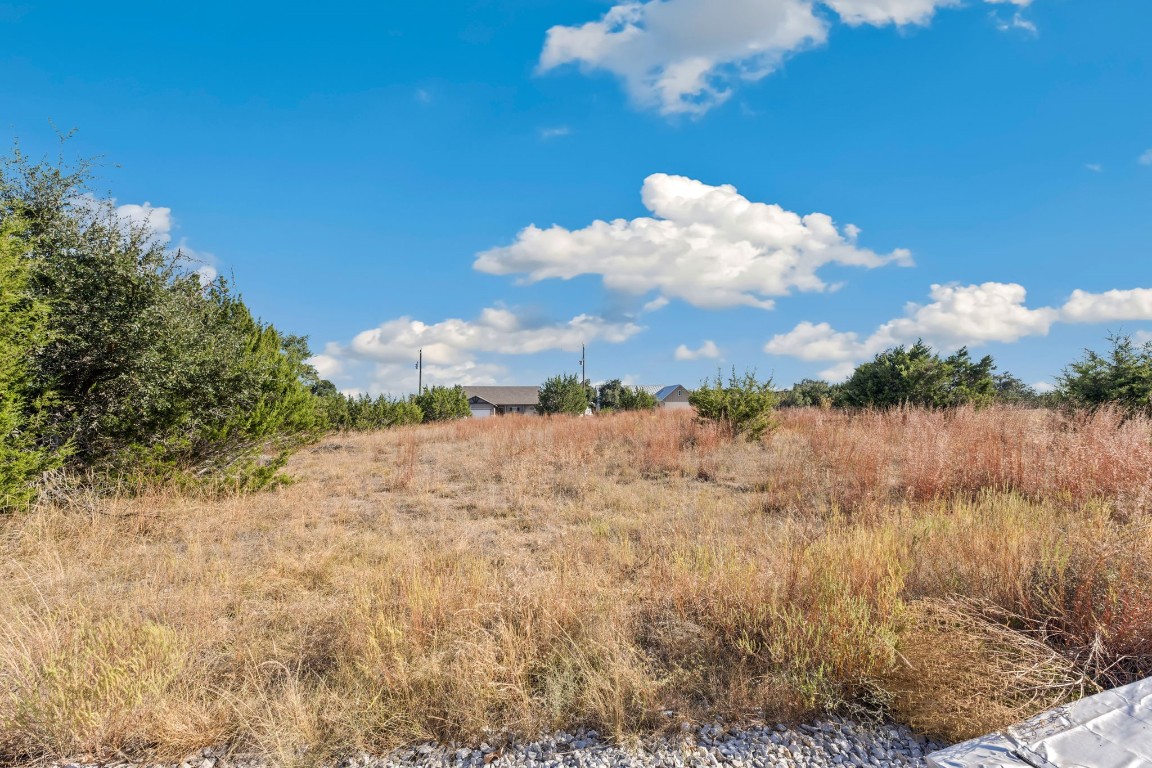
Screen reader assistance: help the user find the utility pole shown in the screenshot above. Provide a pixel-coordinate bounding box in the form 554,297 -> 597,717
579,343 -> 590,411
416,348 -> 423,394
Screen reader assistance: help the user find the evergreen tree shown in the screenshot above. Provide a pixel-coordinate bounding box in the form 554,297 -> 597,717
992,372 -> 1042,405
835,341 -> 996,409
689,368 -> 776,441
778,379 -> 837,408
618,385 -> 658,411
538,373 -> 591,415
0,148 -> 322,491
1058,334 -> 1152,414
598,379 -> 657,411
0,219 -> 60,511
414,385 -> 470,422
598,379 -> 625,411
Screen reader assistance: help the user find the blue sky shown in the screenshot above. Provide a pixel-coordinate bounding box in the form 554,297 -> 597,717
3,0 -> 1150,394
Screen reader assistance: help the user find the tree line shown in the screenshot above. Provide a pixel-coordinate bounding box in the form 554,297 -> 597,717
310,375 -> 661,425
777,337 -> 1152,413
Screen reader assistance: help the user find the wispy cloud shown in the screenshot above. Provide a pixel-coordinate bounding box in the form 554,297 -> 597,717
1085,163 -> 1103,173
174,238 -> 219,285
1140,149 -> 1152,166
540,126 -> 571,140
993,10 -> 1037,34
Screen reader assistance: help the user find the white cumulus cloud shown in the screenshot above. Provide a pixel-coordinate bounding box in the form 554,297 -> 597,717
1061,288 -> 1152,324
316,307 -> 644,393
765,321 -> 864,361
766,282 -> 1058,364
675,340 -> 721,361
89,195 -> 220,284
767,281 -> 1152,377
539,0 -> 827,115
826,0 -> 959,27
819,361 -> 858,382
308,353 -> 345,380
348,307 -> 642,365
872,282 -> 1059,349
369,360 -> 509,396
476,173 -> 912,311
116,201 -> 174,241
540,0 -> 1040,115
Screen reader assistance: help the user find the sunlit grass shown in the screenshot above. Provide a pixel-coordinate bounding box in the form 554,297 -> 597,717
2,407 -> 1149,764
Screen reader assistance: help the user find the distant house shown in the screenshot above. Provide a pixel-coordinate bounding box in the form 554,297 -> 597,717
464,386 -> 540,418
640,384 -> 694,410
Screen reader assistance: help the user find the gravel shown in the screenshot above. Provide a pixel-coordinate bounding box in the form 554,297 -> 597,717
51,717 -> 949,768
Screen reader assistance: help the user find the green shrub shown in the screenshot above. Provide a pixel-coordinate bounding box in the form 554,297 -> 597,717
1,148 -> 321,492
1058,334 -> 1152,415
778,378 -> 837,409
597,379 -> 658,411
538,373 -> 591,415
992,372 -> 1044,406
689,369 -> 776,441
835,341 -> 996,409
414,385 -> 469,422
313,386 -> 424,431
0,219 -> 61,511
619,385 -> 657,411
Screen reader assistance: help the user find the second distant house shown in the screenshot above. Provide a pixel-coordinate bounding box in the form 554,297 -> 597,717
641,384 -> 693,410
464,386 -> 540,418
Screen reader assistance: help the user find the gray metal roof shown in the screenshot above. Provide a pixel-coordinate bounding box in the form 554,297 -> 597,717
654,385 -> 685,401
638,385 -> 690,401
464,386 -> 540,406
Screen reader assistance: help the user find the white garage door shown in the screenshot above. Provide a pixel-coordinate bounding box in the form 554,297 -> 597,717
470,405 -> 494,418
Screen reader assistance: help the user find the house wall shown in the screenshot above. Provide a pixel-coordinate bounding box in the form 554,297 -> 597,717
496,405 -> 537,415
660,387 -> 693,410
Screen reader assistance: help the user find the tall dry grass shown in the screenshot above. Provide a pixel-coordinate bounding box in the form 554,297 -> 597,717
1,407 -> 1150,764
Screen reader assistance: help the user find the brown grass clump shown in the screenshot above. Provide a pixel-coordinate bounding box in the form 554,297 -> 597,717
2,407 -> 1151,764
883,598 -> 1096,740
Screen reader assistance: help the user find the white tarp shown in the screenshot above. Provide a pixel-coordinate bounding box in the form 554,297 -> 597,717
927,677 -> 1152,768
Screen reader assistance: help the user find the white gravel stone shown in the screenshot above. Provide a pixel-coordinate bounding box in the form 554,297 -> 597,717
49,718 -> 949,768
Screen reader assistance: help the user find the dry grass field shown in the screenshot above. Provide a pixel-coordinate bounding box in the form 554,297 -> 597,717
2,407 -> 1152,765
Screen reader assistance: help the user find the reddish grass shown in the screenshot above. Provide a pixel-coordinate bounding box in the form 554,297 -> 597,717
772,406 -> 1152,511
